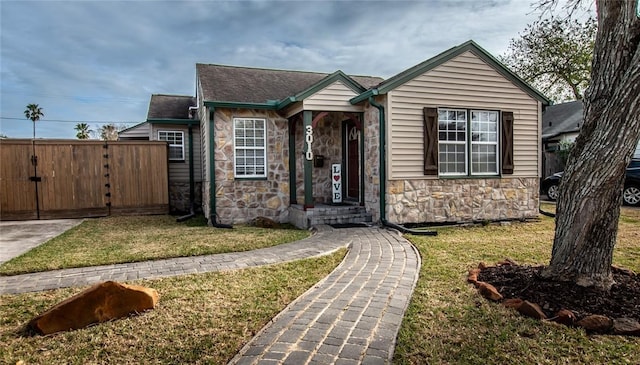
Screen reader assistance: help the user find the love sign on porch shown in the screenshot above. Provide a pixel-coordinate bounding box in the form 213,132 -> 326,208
332,164 -> 342,203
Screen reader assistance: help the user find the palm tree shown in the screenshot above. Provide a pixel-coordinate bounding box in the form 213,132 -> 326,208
98,123 -> 119,141
24,103 -> 44,139
74,123 -> 92,139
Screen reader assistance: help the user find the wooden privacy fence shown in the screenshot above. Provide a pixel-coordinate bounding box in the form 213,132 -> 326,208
0,139 -> 169,220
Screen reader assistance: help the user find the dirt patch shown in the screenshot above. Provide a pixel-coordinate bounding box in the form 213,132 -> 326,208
477,264 -> 640,328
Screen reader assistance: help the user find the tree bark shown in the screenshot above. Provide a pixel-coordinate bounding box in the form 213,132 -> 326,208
542,0 -> 640,290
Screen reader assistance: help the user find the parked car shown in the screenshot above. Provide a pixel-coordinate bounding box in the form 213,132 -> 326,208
541,158 -> 640,206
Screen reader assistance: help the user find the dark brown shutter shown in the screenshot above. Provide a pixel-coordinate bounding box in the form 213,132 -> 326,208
423,107 -> 438,175
501,111 -> 514,175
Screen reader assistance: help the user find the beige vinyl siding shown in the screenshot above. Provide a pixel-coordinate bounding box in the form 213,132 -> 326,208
303,81 -> 364,112
151,124 -> 203,182
388,51 -> 541,179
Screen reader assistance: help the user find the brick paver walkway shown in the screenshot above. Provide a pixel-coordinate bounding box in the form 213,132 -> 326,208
0,226 -> 421,365
228,227 -> 420,365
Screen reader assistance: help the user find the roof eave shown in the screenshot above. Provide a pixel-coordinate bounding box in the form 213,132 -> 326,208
147,118 -> 199,125
204,100 -> 279,110
350,89 -> 379,105
276,96 -> 297,110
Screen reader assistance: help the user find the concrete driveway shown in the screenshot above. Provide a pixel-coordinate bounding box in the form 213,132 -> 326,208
0,219 -> 83,265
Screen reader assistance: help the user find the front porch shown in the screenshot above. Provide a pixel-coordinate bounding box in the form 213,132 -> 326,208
286,109 -> 370,228
288,110 -> 365,207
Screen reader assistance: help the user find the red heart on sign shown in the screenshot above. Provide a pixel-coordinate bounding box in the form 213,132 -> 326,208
333,175 -> 340,181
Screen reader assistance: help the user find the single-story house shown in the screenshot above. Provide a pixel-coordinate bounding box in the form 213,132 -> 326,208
122,40 -> 551,228
542,101 -> 640,176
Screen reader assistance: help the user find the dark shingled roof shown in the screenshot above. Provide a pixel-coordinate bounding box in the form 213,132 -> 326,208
542,100 -> 583,140
147,94 -> 196,119
196,64 -> 383,104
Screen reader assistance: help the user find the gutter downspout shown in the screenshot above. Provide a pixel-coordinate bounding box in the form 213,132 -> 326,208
208,107 -> 232,229
176,122 -> 197,222
368,96 -> 436,236
188,123 -> 195,210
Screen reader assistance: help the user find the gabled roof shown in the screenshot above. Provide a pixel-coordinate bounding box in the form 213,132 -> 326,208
542,100 -> 583,140
350,40 -> 551,105
147,94 -> 196,120
196,63 -> 382,107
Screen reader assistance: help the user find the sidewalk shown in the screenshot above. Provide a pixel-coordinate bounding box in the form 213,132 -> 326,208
0,219 -> 83,265
0,225 -> 350,295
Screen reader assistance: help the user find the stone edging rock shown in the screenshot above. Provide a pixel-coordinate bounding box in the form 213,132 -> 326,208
467,261 -> 640,337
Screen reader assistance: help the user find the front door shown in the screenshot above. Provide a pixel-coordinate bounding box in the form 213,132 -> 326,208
345,122 -> 359,200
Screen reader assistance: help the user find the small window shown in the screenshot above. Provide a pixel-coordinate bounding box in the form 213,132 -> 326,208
234,118 -> 267,178
158,131 -> 184,161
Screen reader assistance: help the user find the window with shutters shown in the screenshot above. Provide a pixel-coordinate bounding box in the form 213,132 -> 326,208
434,108 -> 501,176
233,118 -> 267,178
438,109 -> 468,175
470,110 -> 499,175
158,130 -> 184,161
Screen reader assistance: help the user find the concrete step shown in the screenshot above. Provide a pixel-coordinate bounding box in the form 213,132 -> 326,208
311,206 -> 367,217
309,212 -> 373,226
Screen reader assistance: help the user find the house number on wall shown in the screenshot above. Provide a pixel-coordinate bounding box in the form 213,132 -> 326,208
305,125 -> 314,161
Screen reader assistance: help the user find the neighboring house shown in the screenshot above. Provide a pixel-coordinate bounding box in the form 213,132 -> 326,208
542,101 -> 640,176
119,95 -> 202,213
135,40 -> 552,228
541,101 -> 583,176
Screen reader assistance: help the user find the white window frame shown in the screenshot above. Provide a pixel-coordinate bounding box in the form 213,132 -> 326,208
437,108 -> 500,177
158,130 -> 185,161
233,117 -> 267,178
438,108 -> 468,176
470,110 -> 500,176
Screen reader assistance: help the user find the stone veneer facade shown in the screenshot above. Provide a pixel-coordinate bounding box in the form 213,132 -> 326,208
205,102 -> 538,226
212,108 -> 290,224
169,182 -> 203,213
386,177 -> 539,224
362,98 -> 383,221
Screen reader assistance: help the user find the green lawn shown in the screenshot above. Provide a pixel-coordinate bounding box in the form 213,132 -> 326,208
0,250 -> 346,365
2,207 -> 638,364
394,205 -> 640,364
0,215 -> 309,275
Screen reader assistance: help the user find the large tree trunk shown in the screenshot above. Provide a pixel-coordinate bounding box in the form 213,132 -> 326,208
541,0 -> 640,290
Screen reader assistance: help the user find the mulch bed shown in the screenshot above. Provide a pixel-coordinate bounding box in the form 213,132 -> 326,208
469,263 -> 640,336
478,265 -> 640,321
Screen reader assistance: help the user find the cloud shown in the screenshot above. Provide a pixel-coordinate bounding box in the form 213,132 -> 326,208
0,0 -> 582,139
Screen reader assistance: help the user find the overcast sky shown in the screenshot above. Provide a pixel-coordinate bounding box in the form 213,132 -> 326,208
1,0 -> 587,139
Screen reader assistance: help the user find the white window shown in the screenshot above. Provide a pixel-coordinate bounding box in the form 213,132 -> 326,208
234,118 -> 267,178
438,109 -> 467,175
438,108 -> 499,176
470,110 -> 499,175
158,131 -> 184,161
